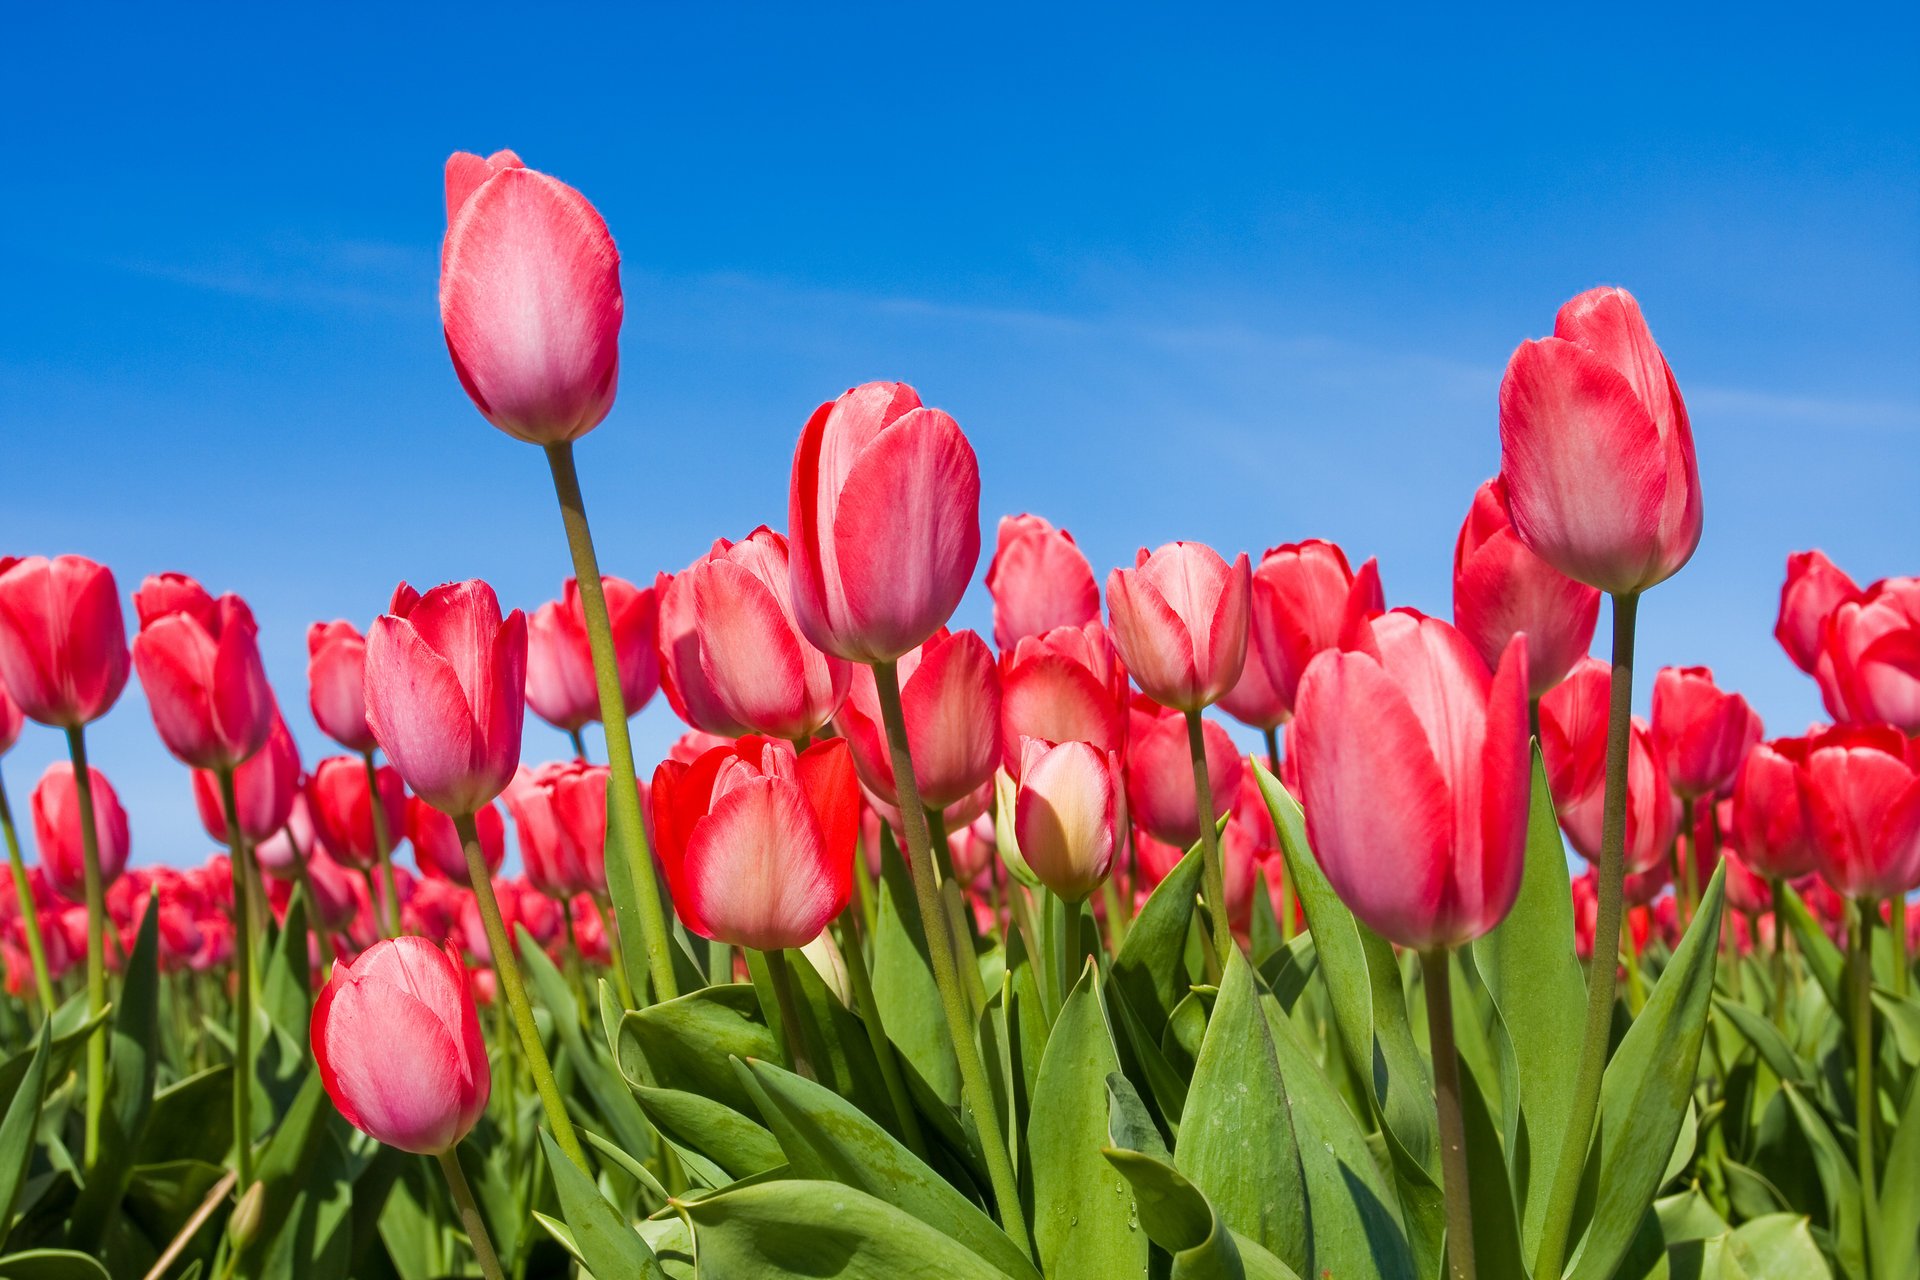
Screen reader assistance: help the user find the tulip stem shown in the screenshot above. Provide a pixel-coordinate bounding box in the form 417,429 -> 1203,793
1851,899 -> 1880,1275
216,767 -> 256,1191
452,809 -> 589,1172
1893,895 -> 1910,999
1263,729 -> 1293,943
0,769 -> 58,1010
63,725 -> 109,1168
871,660 -> 1030,1257
544,441 -> 677,1006
360,750 -> 402,937
761,948 -> 816,1081
1534,589 -> 1638,1280
568,727 -> 589,763
835,907 -> 928,1158
1183,709 -> 1233,971
1769,879 -> 1791,1030
436,1148 -> 508,1280
589,898 -> 635,1010
1421,950 -> 1477,1280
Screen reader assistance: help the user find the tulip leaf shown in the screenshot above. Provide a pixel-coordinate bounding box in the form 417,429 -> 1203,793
0,1023 -> 50,1241
0,1249 -> 112,1279
541,1131 -> 666,1279
1256,932 -> 1318,1016
1461,1051 -> 1527,1280
677,1178 -> 1006,1277
1111,840 -> 1206,1042
134,1065 -> 234,1172
1779,1083 -> 1866,1278
1714,998 -> 1812,1090
1878,1071 -> 1920,1268
618,983 -> 779,1116
66,895 -> 161,1250
1868,988 -> 1920,1064
1727,1213 -> 1831,1278
0,995 -> 108,1112
1776,884 -> 1845,1012
518,925 -> 654,1161
1567,863 -> 1727,1280
631,1082 -> 783,1181
871,834 -> 961,1105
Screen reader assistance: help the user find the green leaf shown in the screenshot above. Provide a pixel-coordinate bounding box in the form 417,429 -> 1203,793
1461,1050 -> 1526,1280
1112,841 -> 1206,1041
1868,988 -> 1920,1065
1567,864 -> 1728,1280
0,1024 -> 50,1240
540,1131 -> 665,1279
677,1179 -> 1009,1278
1726,1214 -> 1831,1278
0,1249 -> 112,1279
1779,1084 -> 1865,1279
1879,1072 -> 1920,1268
871,833 -> 960,1105
631,1083 -> 783,1180
1250,865 -> 1285,964
1714,998 -> 1811,1089
66,897 -> 161,1250
135,1066 -> 234,1170
1655,1188 -> 1730,1243
1256,933 -> 1318,1016
1776,884 -> 1845,1012
618,983 -> 779,1115
519,926 -> 654,1160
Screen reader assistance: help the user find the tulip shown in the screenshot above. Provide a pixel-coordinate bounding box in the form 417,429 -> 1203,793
1124,696 -> 1241,849
440,150 -> 621,446
1105,542 -> 1251,713
984,514 -> 1100,651
191,715 -> 301,845
1497,286 -> 1702,596
255,791 -> 321,880
1651,665 -> 1763,800
836,629 -> 999,811
32,761 -> 129,904
365,580 -> 526,818
0,555 -> 129,727
502,762 -> 600,900
999,622 -> 1129,771
1817,577 -> 1920,734
307,621 -> 376,753
658,528 -> 850,741
1013,739 -> 1125,904
1733,738 -> 1820,881
1775,550 -> 1860,675
0,681 -> 17,754
526,575 -> 659,738
308,756 -> 409,871
1453,476 -> 1601,698
1802,725 -> 1920,902
1248,542 -> 1383,720
457,883 -> 561,963
131,575 -> 276,772
409,795 -> 504,887
0,681 -> 56,1009
788,381 -> 981,664
1541,664 -> 1677,876
1217,633 -> 1289,734
274,846 -> 360,934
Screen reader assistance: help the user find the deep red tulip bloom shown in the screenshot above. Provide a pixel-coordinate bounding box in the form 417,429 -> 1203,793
1124,696 -> 1242,849
837,628 -> 999,810
1292,612 -> 1530,950
32,761 -> 130,903
526,576 -> 658,734
1452,476 -> 1601,698
0,555 -> 129,728
1249,542 -> 1383,720
0,681 -> 20,755
131,575 -> 275,772
651,737 -> 859,951
365,580 -> 526,817
501,761 -> 615,899
408,794 -> 504,887
1014,738 -> 1125,903
1498,286 -> 1702,595
658,528 -> 850,740
255,791 -> 321,881
1651,666 -> 1763,800
788,381 -> 981,663
307,755 -> 408,870
999,621 -> 1129,771
440,150 -> 621,446
1802,725 -> 1920,900
312,935 -> 491,1154
1540,660 -> 1677,874
1732,737 -> 1820,881
1775,550 -> 1861,676
307,621 -> 376,753
192,714 -> 301,844
1817,577 -> 1920,734
1106,542 -> 1251,713
985,514 -> 1100,652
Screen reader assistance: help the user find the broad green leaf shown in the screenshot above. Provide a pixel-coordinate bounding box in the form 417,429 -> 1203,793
1868,988 -> 1920,1065
540,1131 -> 665,1279
1714,998 -> 1811,1089
0,1024 -> 50,1238
1726,1214 -> 1830,1278
872,833 -> 960,1104
1779,1084 -> 1865,1279
580,1127 -> 670,1206
1461,1052 -> 1526,1280
1879,1072 -> 1920,1268
135,1066 -> 233,1170
1776,884 -> 1844,1012
0,996 -> 107,1111
1256,932 -> 1318,1016
1111,841 -> 1205,1042
618,983 -> 779,1115
631,1083 -> 783,1180
677,1179 -> 1008,1278
1655,1188 -> 1730,1243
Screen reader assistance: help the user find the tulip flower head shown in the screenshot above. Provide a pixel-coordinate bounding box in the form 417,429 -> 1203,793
0,555 -> 130,728
998,621 -> 1129,771
1013,738 -> 1125,903
191,714 -> 301,844
1802,724 -> 1920,901
836,628 -> 999,810
131,573 -> 276,772
1774,550 -> 1860,676
1732,737 -> 1820,881
1816,577 -> 1920,734
1106,542 -> 1251,713
985,514 -> 1100,652
33,761 -> 130,903
525,575 -> 658,733
307,755 -> 408,870
1249,542 -> 1383,721
1124,696 -> 1242,848
1651,665 -> 1763,800
1540,660 -> 1678,875
408,794 -> 504,886
1453,475 -> 1601,698
307,621 -> 376,753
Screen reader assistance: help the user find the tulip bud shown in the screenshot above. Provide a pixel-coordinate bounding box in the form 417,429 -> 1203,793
192,715 -> 302,845
1732,737 -> 1819,881
836,629 -> 999,810
1452,476 -> 1601,698
1013,739 -> 1125,903
408,795 -> 505,887
1774,550 -> 1860,675
1106,542 -> 1251,712
985,515 -> 1100,652
1802,725 -> 1920,901
229,1182 -> 266,1247
0,555 -> 130,729
1817,577 -> 1920,734
32,761 -> 130,903
131,574 -> 275,772
307,755 -> 407,870
999,622 -> 1129,771
307,621 -> 376,753
1248,542 -> 1382,722
1650,666 -> 1763,800
1124,696 -> 1242,849
525,576 -> 658,733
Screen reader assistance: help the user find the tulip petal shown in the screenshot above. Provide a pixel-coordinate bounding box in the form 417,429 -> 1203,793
318,981 -> 467,1154
695,561 -> 812,737
365,617 -> 478,812
1106,569 -> 1202,711
682,776 -> 843,951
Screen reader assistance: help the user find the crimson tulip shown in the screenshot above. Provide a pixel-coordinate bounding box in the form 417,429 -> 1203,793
1732,737 -> 1820,881
526,576 -> 658,734
33,761 -> 129,903
408,795 -> 504,886
999,621 -> 1129,771
306,621 -> 375,753
308,755 -> 408,870
836,628 -> 999,810
1541,662 -> 1677,874
0,555 -> 129,727
984,514 -> 1100,652
1775,550 -> 1860,675
131,574 -> 275,772
1248,542 -> 1382,721
501,762 -> 613,899
1013,738 -> 1125,903
1106,542 -> 1251,712
1124,696 -> 1242,848
1802,725 -> 1920,900
1817,577 -> 1920,734
191,714 -> 300,844
1651,666 -> 1763,800
1453,475 -> 1601,698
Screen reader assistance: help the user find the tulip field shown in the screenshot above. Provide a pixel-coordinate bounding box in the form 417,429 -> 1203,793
2,150 -> 1917,1280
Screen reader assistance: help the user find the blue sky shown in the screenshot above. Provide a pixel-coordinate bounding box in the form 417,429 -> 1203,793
2,4 -> 1916,864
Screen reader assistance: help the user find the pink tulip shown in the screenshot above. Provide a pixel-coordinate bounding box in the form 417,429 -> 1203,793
658,528 -> 850,740
408,795 -> 505,887
131,574 -> 275,772
1802,725 -> 1920,900
1452,476 -> 1601,698
1775,550 -> 1860,676
1291,611 -> 1530,950
836,628 -> 999,810
1124,696 -> 1242,849
0,555 -> 130,728
307,755 -> 408,871
651,737 -> 859,951
501,762 -> 610,899
1540,660 -> 1677,874
788,381 -> 981,663
440,150 -> 621,445
0,681 -> 20,755
999,621 -> 1129,770
255,791 -> 322,880
984,514 -> 1100,651
365,580 -> 526,816
1817,577 -> 1920,734
191,714 -> 301,843
307,621 -> 376,753
1014,739 -> 1125,903
525,576 -> 658,733
32,761 -> 130,903
1732,737 -> 1820,881
1106,542 -> 1251,712
1248,542 -> 1383,720
312,936 -> 491,1154
1651,666 -> 1763,800
1498,286 -> 1702,595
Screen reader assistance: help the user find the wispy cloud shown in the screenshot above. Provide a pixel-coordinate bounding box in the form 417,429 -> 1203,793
117,233 -> 434,314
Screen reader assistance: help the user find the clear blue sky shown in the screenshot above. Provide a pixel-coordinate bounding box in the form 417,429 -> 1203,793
3,4 -> 1916,864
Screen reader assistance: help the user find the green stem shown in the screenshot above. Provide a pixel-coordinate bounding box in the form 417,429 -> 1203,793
1893,895 -> 1910,999
1422,950 -> 1477,1280
761,948 -> 816,1081
1183,709 -> 1232,970
1851,899 -> 1880,1275
1534,590 -> 1638,1280
452,810 -> 588,1171
64,725 -> 108,1167
0,769 -> 57,1009
589,897 -> 635,1010
567,727 -> 589,763
544,441 -> 676,1005
287,836 -> 336,964
216,768 -> 255,1191
1770,879 -> 1790,1030
835,907 -> 928,1158
871,660 -> 1030,1255
360,750 -> 402,937
1051,891 -> 1075,1020
436,1147 -> 508,1280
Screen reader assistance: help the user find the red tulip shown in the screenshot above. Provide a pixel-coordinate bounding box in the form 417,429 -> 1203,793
657,529 -> 849,740
1541,661 -> 1676,875
788,381 -> 981,663
131,574 -> 275,771
307,621 -> 376,753
1124,696 -> 1242,849
525,576 -> 658,733
457,880 -> 561,963
1498,286 -> 1702,595
985,514 -> 1100,652
256,792 -> 321,880
1106,542 -> 1251,712
440,150 -> 621,446
365,580 -> 526,816
1217,633 -> 1289,732
1248,542 -> 1383,719
270,847 -> 360,933
0,681 -> 20,755
1013,739 -> 1125,903
836,628 -> 999,810
191,715 -> 301,844
1817,577 -> 1920,734
32,761 -> 130,903
1651,666 -> 1763,800
1775,550 -> 1860,675
1292,612 -> 1530,949
1132,824 -> 1185,889
312,936 -> 491,1154
0,555 -> 129,728
864,778 -> 993,848
501,762 -> 609,899
1452,476 -> 1601,697
651,737 -> 859,951
1732,737 -> 1820,881
307,755 -> 408,870
1802,725 -> 1920,900
408,795 -> 504,887
999,621 -> 1129,770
